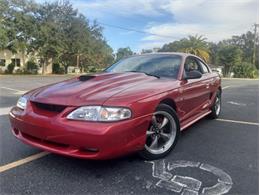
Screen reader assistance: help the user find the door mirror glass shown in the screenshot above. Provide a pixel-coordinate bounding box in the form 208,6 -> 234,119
184,70 -> 202,80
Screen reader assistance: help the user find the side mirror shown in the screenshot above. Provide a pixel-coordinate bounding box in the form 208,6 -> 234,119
184,70 -> 202,80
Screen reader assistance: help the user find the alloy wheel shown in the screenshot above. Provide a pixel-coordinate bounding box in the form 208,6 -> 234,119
215,96 -> 221,116
145,111 -> 177,155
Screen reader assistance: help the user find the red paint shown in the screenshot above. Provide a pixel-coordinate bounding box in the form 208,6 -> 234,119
9,53 -> 221,159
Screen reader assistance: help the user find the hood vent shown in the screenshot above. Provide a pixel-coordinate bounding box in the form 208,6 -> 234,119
78,75 -> 95,81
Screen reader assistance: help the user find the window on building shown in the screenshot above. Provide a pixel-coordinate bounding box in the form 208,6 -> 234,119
11,58 -> 21,67
0,59 -> 6,67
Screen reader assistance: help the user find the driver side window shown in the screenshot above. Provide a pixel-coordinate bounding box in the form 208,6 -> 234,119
184,57 -> 203,74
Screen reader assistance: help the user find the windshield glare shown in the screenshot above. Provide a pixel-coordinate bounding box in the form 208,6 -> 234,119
106,55 -> 182,79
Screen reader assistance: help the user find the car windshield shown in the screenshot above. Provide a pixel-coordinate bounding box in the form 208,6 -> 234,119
106,54 -> 182,79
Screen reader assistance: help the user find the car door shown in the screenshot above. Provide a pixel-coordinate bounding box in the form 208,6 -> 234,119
196,59 -> 219,105
196,58 -> 214,100
177,57 -> 211,122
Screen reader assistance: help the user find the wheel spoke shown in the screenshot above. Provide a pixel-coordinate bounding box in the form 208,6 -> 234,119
152,116 -> 159,128
160,117 -> 169,129
145,110 -> 177,155
150,136 -> 158,149
215,97 -> 221,115
146,130 -> 154,136
160,132 -> 171,141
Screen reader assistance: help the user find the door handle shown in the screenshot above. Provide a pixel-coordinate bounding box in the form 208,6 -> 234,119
206,84 -> 210,89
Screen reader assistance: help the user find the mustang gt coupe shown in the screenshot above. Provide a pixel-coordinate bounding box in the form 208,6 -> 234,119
9,53 -> 221,160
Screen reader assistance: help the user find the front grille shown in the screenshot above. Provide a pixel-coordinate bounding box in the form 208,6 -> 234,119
32,102 -> 66,113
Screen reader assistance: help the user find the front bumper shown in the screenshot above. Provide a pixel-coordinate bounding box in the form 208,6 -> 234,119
9,105 -> 151,160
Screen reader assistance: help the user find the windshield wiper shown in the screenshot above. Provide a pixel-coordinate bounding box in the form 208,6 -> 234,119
144,72 -> 160,78
126,71 -> 160,79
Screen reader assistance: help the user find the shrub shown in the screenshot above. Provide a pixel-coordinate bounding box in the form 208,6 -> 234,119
0,67 -> 5,74
5,63 -> 15,74
15,68 -> 25,74
87,66 -> 97,73
233,62 -> 259,78
52,63 -> 65,74
26,60 -> 38,74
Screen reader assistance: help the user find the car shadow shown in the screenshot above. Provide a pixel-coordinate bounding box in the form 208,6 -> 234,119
43,151 -> 142,170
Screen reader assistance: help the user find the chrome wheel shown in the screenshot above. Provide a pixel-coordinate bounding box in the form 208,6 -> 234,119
145,111 -> 177,155
215,96 -> 221,116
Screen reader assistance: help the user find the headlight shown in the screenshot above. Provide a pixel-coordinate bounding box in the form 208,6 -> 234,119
16,96 -> 27,110
67,106 -> 132,122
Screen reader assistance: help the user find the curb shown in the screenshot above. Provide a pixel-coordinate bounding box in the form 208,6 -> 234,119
222,78 -> 259,81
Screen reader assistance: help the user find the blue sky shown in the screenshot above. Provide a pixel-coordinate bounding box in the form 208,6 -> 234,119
37,0 -> 259,53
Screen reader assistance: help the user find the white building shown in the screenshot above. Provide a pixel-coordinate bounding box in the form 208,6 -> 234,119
0,49 -> 52,74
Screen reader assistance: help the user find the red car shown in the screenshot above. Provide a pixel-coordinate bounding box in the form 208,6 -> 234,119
9,53 -> 221,160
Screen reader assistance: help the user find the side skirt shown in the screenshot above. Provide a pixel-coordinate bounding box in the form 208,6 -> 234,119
180,110 -> 212,131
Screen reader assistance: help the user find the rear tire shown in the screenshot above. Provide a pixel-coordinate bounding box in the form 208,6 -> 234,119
139,104 -> 180,160
209,90 -> 221,119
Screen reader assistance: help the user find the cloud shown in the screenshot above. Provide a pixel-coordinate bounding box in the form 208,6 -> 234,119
67,0 -> 259,51
73,0 -> 167,18
162,0 -> 258,24
140,0 -> 259,50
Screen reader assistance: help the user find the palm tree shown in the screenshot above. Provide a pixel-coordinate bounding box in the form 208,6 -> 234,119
178,35 -> 210,62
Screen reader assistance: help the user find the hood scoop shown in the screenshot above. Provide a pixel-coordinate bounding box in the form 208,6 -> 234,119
78,75 -> 95,81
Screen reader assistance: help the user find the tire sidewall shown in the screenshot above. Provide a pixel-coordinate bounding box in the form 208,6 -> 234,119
139,104 -> 180,160
210,90 -> 222,119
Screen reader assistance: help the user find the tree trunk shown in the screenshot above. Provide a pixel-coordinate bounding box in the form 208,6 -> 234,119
224,65 -> 232,77
76,54 -> 79,68
65,64 -> 68,74
22,51 -> 26,69
42,58 -> 46,75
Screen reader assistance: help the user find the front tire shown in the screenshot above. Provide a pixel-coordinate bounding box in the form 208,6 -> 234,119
209,90 -> 221,119
139,104 -> 180,160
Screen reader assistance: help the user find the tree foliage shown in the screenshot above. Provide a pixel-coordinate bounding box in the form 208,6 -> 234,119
1,0 -> 114,73
115,47 -> 133,62
233,62 -> 258,78
26,60 -> 38,73
159,30 -> 259,77
216,45 -> 242,76
159,35 -> 210,62
219,31 -> 259,69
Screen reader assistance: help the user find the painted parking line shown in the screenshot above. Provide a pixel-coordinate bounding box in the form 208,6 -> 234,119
222,86 -> 230,90
1,87 -> 27,95
216,118 -> 258,126
0,151 -> 49,173
0,107 -> 12,116
227,101 -> 246,106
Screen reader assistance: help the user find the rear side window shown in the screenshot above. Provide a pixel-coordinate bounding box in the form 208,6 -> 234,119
197,60 -> 210,73
184,57 -> 203,74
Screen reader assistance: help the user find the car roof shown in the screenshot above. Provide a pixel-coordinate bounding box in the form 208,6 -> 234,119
134,52 -> 205,63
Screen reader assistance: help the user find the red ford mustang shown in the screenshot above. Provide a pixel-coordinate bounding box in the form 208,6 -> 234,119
9,53 -> 221,160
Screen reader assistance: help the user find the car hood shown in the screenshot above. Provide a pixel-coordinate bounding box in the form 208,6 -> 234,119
29,72 -> 175,106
